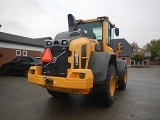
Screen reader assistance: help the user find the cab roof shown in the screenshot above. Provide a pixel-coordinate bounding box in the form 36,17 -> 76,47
76,16 -> 115,27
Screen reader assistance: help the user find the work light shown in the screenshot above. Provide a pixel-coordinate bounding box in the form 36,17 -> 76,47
46,41 -> 52,46
62,40 -> 67,45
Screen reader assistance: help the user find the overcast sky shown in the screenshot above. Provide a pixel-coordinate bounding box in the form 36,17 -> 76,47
0,0 -> 160,48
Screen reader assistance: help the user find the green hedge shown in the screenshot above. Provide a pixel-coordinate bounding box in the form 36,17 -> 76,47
132,54 -> 144,61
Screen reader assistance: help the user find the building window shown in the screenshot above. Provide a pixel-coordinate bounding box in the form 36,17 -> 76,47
131,60 -> 135,65
16,50 -> 21,56
139,61 -> 143,65
23,50 -> 27,56
143,60 -> 148,66
135,61 -> 138,65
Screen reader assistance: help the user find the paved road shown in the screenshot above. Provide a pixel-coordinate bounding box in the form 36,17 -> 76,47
0,66 -> 160,120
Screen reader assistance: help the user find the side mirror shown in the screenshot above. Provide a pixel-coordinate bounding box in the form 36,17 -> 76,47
115,28 -> 119,36
68,14 -> 78,32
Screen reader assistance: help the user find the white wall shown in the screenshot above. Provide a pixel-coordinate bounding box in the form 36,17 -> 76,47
0,42 -> 44,51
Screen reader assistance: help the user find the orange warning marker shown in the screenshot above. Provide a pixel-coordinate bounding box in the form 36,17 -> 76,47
41,48 -> 53,62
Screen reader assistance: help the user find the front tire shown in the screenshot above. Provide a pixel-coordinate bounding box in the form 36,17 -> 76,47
47,89 -> 68,98
1,66 -> 9,75
24,69 -> 29,78
94,65 -> 116,107
118,66 -> 127,90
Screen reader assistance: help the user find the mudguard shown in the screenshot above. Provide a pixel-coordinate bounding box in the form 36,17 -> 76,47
116,59 -> 127,81
88,52 -> 114,83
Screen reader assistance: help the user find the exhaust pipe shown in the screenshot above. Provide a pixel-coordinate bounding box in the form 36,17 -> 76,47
68,14 -> 78,32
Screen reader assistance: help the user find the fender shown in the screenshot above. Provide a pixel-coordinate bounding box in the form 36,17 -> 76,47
88,52 -> 116,83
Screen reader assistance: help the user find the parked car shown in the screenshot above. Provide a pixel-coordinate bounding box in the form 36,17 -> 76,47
1,56 -> 42,77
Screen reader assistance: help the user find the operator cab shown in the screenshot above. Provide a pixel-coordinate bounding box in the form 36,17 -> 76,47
68,14 -> 120,53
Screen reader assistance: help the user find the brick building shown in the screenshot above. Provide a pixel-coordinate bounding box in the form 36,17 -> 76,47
0,32 -> 50,69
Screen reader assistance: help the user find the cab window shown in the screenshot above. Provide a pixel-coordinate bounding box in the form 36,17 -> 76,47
77,21 -> 102,40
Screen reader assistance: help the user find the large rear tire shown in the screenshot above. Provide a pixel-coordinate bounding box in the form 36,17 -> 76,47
94,65 -> 116,107
118,66 -> 127,90
47,89 -> 69,98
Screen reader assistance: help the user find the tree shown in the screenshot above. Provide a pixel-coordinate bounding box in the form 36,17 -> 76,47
132,54 -> 144,61
144,39 -> 160,61
131,41 -> 141,52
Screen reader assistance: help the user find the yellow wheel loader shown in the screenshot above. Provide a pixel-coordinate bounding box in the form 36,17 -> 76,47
28,14 -> 127,107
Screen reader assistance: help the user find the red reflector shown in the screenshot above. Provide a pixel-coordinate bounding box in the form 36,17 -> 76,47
41,48 -> 53,62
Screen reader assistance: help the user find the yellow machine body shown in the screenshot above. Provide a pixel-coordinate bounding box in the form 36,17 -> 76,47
28,15 -> 123,95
